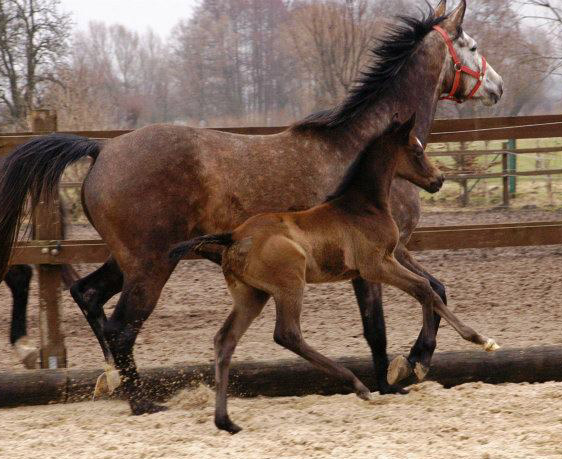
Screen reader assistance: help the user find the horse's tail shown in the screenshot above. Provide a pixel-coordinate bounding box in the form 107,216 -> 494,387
169,233 -> 234,265
0,134 -> 101,277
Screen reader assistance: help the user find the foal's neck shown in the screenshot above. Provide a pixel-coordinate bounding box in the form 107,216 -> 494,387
335,142 -> 397,213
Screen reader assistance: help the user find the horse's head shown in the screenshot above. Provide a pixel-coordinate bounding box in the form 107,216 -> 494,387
389,113 -> 445,194
434,0 -> 504,106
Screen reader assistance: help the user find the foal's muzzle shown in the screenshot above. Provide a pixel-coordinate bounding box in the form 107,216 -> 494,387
427,175 -> 445,194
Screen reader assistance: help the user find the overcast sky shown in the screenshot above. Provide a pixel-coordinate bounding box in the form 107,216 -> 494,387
59,0 -> 199,37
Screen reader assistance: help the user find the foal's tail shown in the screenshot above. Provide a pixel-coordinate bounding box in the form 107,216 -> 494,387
0,134 -> 101,277
169,233 -> 234,265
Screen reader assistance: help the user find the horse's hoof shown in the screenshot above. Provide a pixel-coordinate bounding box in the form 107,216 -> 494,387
131,401 -> 169,415
484,339 -> 500,352
387,355 -> 413,385
92,364 -> 122,400
414,362 -> 429,382
13,336 -> 38,369
378,382 -> 409,395
216,417 -> 242,434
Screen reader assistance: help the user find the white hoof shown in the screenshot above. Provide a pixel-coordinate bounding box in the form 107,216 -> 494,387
93,364 -> 122,400
484,339 -> 500,352
13,336 -> 38,369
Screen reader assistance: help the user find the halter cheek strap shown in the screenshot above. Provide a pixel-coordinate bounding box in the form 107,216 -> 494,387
433,25 -> 487,104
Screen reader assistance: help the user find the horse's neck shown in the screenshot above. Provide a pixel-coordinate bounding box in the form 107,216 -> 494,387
341,41 -> 446,153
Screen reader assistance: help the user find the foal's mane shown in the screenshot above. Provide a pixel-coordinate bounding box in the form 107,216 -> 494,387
293,6 -> 447,131
325,120 -> 401,202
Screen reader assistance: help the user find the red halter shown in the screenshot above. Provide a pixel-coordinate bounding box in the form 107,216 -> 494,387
433,25 -> 487,104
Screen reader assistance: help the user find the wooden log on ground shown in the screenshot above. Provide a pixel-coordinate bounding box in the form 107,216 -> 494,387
2,346 -> 562,408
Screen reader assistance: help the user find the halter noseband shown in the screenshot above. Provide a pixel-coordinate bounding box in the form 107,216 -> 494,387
433,25 -> 487,104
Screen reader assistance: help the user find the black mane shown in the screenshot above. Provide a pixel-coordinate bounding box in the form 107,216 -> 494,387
294,6 -> 446,130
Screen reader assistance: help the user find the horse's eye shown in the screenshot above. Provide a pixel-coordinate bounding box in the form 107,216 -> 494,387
470,46 -> 478,52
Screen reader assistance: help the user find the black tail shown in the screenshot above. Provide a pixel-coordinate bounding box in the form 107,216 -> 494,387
169,233 -> 234,265
0,134 -> 100,277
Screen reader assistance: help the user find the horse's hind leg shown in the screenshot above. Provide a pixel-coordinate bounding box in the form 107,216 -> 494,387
273,289 -> 371,400
103,264 -> 172,415
214,279 -> 270,434
70,257 -> 123,363
352,278 -> 407,395
5,265 -> 36,369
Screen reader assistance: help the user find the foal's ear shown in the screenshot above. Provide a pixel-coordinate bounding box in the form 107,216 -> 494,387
397,113 -> 417,139
443,0 -> 466,34
435,0 -> 447,17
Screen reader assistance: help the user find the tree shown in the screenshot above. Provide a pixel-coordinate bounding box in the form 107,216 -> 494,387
0,0 -> 70,128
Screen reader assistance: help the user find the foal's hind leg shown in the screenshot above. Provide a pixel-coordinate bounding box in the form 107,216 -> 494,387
273,289 -> 371,400
5,265 -> 36,369
103,264 -> 171,415
214,279 -> 270,434
352,278 -> 407,395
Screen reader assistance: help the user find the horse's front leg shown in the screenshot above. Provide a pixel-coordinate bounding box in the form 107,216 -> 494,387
351,278 -> 407,395
393,244 -> 445,379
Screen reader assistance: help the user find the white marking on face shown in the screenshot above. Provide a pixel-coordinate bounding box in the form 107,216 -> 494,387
415,137 -> 424,150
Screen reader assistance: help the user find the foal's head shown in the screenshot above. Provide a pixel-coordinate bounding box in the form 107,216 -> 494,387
387,114 -> 444,194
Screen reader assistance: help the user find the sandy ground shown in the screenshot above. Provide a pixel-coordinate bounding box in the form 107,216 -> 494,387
2,381 -> 562,459
0,208 -> 560,458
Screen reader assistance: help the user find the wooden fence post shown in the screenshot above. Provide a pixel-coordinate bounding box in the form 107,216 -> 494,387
29,109 -> 67,369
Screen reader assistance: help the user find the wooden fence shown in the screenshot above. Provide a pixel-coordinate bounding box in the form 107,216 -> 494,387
1,111 -> 562,370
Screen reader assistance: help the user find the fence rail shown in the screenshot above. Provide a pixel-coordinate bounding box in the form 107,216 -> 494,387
1,111 -> 561,370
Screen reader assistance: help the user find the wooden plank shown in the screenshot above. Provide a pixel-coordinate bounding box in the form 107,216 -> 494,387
428,147 -> 562,157
407,223 -> 562,251
2,345 -> 562,407
10,222 -> 562,266
428,122 -> 562,143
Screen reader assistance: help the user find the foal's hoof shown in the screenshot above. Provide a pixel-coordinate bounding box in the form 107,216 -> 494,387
93,364 -> 122,400
216,417 -> 243,434
13,336 -> 38,369
356,387 -> 373,401
131,400 -> 169,416
387,355 -> 413,385
484,339 -> 501,352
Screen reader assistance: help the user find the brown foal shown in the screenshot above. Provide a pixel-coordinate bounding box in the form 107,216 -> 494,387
170,114 -> 499,434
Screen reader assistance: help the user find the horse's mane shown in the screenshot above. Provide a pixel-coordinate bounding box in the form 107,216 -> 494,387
293,6 -> 447,131
325,120 -> 401,202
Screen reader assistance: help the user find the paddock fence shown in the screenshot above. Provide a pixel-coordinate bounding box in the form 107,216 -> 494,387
0,111 -> 560,396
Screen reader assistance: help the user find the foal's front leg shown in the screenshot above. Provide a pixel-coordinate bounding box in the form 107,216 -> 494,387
273,289 -> 372,400
372,257 -> 499,385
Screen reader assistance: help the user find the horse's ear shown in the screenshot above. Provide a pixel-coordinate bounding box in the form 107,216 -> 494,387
443,0 -> 466,34
435,0 -> 447,17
